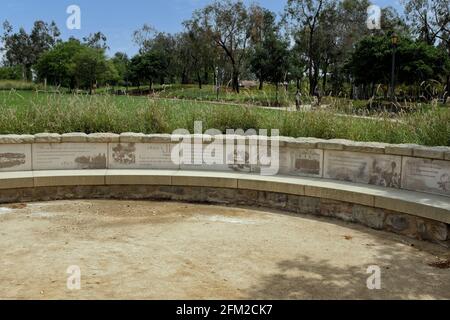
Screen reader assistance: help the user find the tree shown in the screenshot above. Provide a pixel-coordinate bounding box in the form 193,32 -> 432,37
348,34 -> 450,99
0,65 -> 22,80
71,46 -> 112,93
285,0 -> 327,95
251,35 -> 290,102
173,32 -> 195,85
402,0 -> 449,90
1,20 -> 60,80
83,32 -> 109,50
35,39 -> 84,88
288,41 -> 307,92
71,46 -> 111,94
132,24 -> 157,53
248,7 -> 279,89
133,25 -> 178,84
182,18 -> 217,89
249,9 -> 290,93
402,0 -> 449,45
129,50 -> 169,91
191,0 -> 252,92
111,52 -> 130,86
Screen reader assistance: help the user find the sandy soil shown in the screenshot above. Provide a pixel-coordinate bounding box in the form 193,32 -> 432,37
0,200 -> 449,300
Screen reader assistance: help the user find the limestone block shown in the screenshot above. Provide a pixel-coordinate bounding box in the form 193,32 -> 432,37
254,146 -> 290,176
172,171 -> 238,189
413,146 -> 447,160
445,151 -> 450,161
61,133 -> 88,143
304,184 -> 374,206
108,143 -> 179,169
284,148 -> 323,177
33,170 -> 106,187
401,157 -> 450,196
0,135 -> 34,144
0,144 -> 32,172
34,133 -> 61,143
180,140 -> 238,172
0,171 -> 34,189
238,176 -> 305,196
33,143 -> 107,170
142,134 -> 173,143
385,144 -> 418,157
120,132 -> 146,143
292,137 -> 323,149
374,192 -> 450,224
343,141 -> 387,154
105,169 -> 173,185
317,139 -> 352,150
87,133 -> 120,143
324,150 -> 402,188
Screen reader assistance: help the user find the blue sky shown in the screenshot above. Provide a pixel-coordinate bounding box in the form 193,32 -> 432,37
0,0 -> 403,57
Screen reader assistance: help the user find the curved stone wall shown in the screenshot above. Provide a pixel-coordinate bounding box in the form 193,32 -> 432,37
0,184 -> 448,246
1,133 -> 449,198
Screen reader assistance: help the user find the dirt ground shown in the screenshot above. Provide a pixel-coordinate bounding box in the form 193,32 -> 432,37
0,200 -> 449,300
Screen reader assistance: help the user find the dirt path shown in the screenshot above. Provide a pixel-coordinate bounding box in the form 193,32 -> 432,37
150,97 -> 401,122
0,200 -> 448,300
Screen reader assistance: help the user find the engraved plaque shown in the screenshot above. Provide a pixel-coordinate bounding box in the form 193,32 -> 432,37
109,143 -> 179,169
33,143 -> 107,170
402,157 -> 450,196
286,148 -> 323,177
0,144 -> 32,172
324,151 -> 401,188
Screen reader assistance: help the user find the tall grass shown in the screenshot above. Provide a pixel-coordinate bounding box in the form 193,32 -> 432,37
0,91 -> 448,146
0,80 -> 45,91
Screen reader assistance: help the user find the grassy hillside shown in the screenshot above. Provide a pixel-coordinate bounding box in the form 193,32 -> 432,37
0,90 -> 448,146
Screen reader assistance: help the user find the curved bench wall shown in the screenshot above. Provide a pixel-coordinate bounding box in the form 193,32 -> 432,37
0,133 -> 449,198
0,170 -> 449,247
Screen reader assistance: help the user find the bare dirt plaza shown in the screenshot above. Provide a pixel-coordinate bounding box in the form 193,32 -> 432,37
0,200 -> 448,300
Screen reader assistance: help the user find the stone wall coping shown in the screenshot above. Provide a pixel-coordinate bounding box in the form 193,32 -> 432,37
0,134 -> 35,144
87,133 -> 120,143
0,133 -> 449,160
34,133 -> 61,143
1,169 -> 449,224
61,133 -> 88,143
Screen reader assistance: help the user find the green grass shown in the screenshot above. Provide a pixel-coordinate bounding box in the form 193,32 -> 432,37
0,80 -> 44,91
0,90 -> 449,146
153,84 -> 297,107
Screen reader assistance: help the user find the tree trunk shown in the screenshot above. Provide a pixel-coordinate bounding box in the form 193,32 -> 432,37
308,64 -> 314,96
22,65 -> 26,81
259,78 -> 263,90
275,83 -> 279,104
322,63 -> 328,95
232,69 -> 239,93
197,72 -> 202,89
203,70 -> 208,84
446,75 -> 450,99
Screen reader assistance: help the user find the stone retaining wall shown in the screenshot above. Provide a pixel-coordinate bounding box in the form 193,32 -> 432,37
0,185 -> 448,246
0,133 -> 449,198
